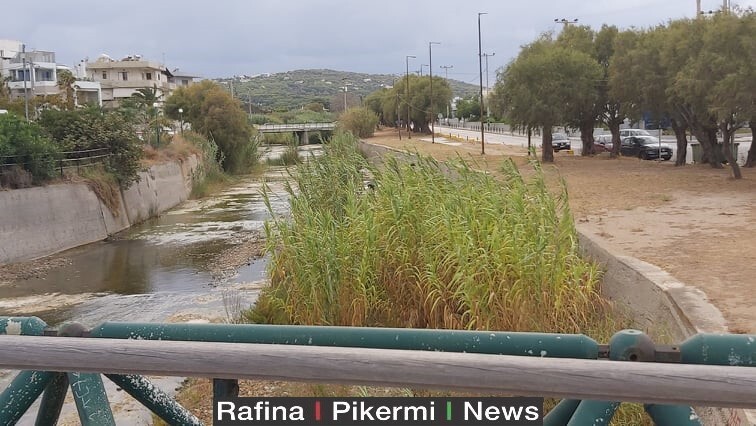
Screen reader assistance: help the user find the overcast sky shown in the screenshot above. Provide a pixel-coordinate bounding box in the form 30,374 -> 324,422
3,0 -> 753,82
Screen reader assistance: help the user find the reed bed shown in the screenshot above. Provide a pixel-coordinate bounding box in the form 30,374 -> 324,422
249,132 -> 607,334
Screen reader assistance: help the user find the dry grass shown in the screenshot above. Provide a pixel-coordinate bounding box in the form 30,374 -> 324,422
141,135 -> 202,167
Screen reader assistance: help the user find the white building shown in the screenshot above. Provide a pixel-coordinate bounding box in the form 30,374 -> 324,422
86,54 -> 199,108
1,41 -> 102,108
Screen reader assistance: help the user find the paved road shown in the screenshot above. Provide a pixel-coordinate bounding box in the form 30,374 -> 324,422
436,125 -> 752,165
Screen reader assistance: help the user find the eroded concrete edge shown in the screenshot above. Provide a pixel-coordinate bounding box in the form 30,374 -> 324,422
578,226 -> 754,426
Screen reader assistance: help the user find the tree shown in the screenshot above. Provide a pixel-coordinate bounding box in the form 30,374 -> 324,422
455,96 -> 480,121
338,107 -> 379,138
492,38 -> 601,162
164,81 -> 257,173
556,25 -> 603,156
56,69 -> 77,110
363,76 -> 452,134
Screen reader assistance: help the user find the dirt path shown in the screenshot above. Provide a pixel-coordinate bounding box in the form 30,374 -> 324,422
368,129 -> 756,334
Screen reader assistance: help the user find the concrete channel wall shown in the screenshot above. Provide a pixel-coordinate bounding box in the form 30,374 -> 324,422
0,155 -> 199,264
359,141 -> 754,426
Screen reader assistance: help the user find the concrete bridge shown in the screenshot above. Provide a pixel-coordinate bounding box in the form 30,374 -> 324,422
255,122 -> 337,145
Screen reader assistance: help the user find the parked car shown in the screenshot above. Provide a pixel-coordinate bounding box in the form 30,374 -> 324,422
594,134 -> 614,151
620,136 -> 672,160
552,133 -> 571,151
619,129 -> 652,138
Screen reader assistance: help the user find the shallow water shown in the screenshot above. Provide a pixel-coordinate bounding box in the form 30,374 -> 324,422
0,144 -> 320,327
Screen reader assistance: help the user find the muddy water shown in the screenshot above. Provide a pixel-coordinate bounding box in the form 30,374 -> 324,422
0,145 -> 320,326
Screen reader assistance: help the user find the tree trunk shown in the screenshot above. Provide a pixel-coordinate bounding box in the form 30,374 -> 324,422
670,118 -> 688,167
609,121 -> 621,158
746,119 -> 756,168
542,127 -> 554,162
690,125 -> 723,168
720,121 -> 742,179
580,121 -> 596,156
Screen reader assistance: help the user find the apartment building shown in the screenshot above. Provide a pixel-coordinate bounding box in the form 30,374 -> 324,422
86,55 -> 198,108
0,39 -> 102,107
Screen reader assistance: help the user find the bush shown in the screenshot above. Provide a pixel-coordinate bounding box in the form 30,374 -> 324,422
0,113 -> 59,185
337,107 -> 379,138
37,109 -> 144,188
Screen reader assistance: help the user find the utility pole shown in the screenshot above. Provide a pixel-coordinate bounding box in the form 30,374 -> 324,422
478,12 -> 487,155
440,65 -> 453,80
440,65 -> 453,120
341,78 -> 349,112
429,42 -> 440,144
482,53 -> 495,94
21,44 -> 29,122
482,52 -> 495,117
406,55 -> 416,139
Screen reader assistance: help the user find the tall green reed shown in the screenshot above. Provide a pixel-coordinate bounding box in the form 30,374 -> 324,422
250,132 -> 605,334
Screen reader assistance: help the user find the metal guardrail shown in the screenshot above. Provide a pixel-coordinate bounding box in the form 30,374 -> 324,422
0,317 -> 754,425
255,122 -> 337,133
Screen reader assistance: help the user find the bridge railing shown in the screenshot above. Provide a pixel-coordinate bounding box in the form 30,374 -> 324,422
1,316 -> 754,425
255,122 -> 337,132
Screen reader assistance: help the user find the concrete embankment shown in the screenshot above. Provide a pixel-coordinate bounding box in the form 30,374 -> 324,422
0,155 -> 199,264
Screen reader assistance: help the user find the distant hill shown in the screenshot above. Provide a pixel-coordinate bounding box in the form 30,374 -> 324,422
216,69 -> 479,111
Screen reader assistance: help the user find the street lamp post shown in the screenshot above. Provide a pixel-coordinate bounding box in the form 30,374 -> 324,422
478,12 -> 487,154
429,42 -> 440,144
554,18 -> 579,29
178,108 -> 184,137
405,55 -> 416,139
153,102 -> 160,147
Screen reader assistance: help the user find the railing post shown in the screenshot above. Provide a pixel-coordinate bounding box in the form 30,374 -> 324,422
58,322 -> 115,426
35,372 -> 69,426
0,316 -> 52,424
68,372 -> 115,426
543,399 -> 580,426
0,371 -> 56,425
213,378 -> 240,400
645,404 -> 702,426
567,400 -> 620,426
106,374 -> 202,426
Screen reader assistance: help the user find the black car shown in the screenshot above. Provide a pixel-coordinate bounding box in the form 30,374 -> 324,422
620,136 -> 672,160
552,133 -> 571,151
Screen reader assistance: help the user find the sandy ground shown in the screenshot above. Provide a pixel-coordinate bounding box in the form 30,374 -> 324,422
368,129 -> 756,335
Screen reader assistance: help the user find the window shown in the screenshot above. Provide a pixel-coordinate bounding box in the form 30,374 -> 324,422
118,71 -> 128,81
145,72 -> 152,80
42,70 -> 52,81
102,72 -> 107,79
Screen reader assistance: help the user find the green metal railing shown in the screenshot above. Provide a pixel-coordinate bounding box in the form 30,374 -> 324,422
1,316 -> 754,425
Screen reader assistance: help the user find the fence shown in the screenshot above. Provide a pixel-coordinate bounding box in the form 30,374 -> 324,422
0,316 -> 754,425
0,147 -> 111,179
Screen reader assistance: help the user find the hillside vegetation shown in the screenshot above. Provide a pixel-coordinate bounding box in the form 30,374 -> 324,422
217,69 -> 478,111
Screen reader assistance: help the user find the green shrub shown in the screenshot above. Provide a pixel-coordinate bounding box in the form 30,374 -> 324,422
337,107 -> 379,138
0,113 -> 59,184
